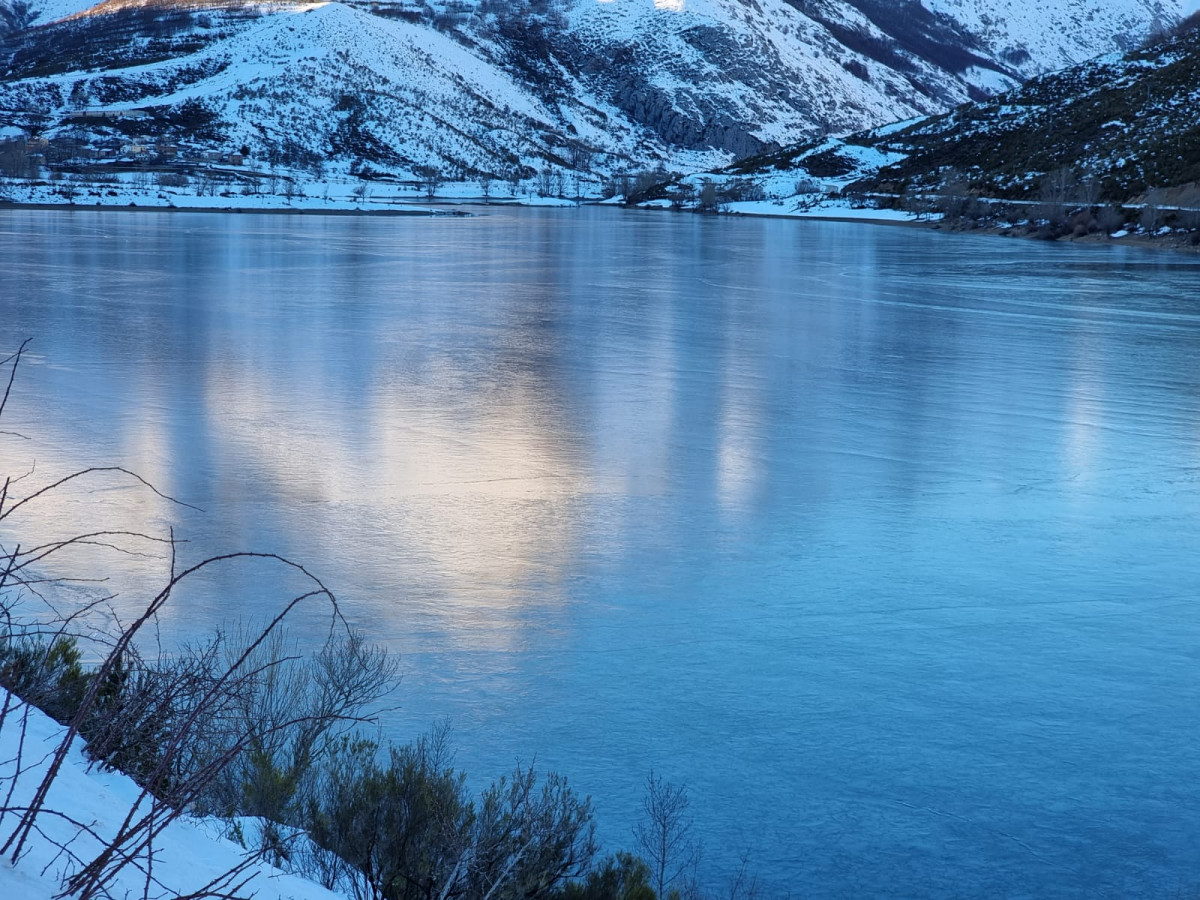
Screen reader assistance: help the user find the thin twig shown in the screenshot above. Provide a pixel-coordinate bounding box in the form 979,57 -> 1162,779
0,338 -> 31,421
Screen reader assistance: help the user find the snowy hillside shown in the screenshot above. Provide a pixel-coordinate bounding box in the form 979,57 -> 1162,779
560,0 -> 1184,155
837,12 -> 1200,202
640,14 -> 1200,244
0,0 -> 1184,192
0,2 -> 672,185
559,0 -> 973,155
4,0 -> 91,26
926,0 -> 1179,69
0,691 -> 346,900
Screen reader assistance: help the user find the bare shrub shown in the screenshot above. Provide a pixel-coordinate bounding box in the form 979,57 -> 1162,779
718,179 -> 765,204
0,139 -> 33,180
1036,166 -> 1077,225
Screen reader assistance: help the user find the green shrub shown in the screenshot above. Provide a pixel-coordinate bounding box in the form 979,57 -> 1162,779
305,731 -> 471,900
0,633 -> 91,723
559,852 -> 657,900
304,727 -> 596,900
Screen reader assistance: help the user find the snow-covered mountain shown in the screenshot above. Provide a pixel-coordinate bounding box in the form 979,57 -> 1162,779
924,0 -> 1177,70
639,12 -> 1200,240
0,0 -> 1183,185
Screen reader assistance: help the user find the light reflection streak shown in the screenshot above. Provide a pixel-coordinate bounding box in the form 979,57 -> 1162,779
1062,330 -> 1105,488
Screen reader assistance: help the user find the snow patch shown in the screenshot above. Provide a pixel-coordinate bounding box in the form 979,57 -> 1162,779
0,691 -> 346,900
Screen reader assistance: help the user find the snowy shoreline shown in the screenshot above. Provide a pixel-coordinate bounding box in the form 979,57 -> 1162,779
0,198 -> 465,216
4,196 -> 1198,255
0,690 -> 346,900
0,194 -> 932,228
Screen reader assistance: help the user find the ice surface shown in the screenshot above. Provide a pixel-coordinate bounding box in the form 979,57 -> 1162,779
2,207 -> 1200,897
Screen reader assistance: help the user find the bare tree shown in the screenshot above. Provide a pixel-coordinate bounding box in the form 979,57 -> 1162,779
1077,174 -> 1102,209
935,167 -> 972,219
1036,166 -> 1078,226
422,169 -> 443,202
671,183 -> 695,210
633,771 -> 698,900
0,139 -> 32,181
724,849 -> 760,900
68,81 -> 90,111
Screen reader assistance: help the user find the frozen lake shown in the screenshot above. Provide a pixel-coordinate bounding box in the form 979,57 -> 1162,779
3,207 -> 1200,896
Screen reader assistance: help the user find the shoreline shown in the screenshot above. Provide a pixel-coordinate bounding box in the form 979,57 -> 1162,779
0,199 -> 465,216
713,204 -> 1200,255
4,198 -> 1199,255
933,218 -> 1200,255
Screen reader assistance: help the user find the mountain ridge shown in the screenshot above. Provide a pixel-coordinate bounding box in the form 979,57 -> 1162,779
0,0 -> 1183,191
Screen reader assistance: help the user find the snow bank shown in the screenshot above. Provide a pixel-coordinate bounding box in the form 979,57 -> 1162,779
721,196 -> 939,223
0,691 -> 346,900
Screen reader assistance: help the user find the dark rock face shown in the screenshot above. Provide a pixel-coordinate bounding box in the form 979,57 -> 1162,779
605,76 -> 768,158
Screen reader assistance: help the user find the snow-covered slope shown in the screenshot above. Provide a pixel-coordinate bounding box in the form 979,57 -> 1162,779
0,691 -> 345,900
8,0 -> 93,26
926,0 -> 1179,68
558,0 -> 979,157
482,0 -> 1183,158
847,15 -> 1200,202
173,3 -> 653,178
0,2 -> 671,181
0,0 -> 1184,185
650,15 -> 1200,233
